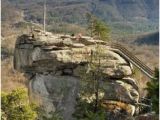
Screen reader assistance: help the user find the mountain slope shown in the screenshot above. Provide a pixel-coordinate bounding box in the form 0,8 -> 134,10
4,0 -> 158,25
133,32 -> 159,45
2,0 -> 159,34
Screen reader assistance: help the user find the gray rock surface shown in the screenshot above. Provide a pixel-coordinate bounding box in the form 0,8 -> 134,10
29,74 -> 79,119
14,30 -> 139,119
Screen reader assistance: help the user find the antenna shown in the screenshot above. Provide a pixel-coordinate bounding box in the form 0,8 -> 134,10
43,0 -> 46,32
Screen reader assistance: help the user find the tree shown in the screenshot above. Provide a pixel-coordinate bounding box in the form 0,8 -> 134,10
85,45 -> 105,112
40,112 -> 63,120
86,13 -> 95,37
73,45 -> 107,119
146,68 -> 159,114
86,13 -> 110,41
1,88 -> 38,120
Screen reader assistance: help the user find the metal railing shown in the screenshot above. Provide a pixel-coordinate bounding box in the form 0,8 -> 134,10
105,42 -> 154,79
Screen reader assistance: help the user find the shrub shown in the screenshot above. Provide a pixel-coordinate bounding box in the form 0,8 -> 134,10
146,68 -> 159,114
73,98 -> 106,120
1,88 -> 38,120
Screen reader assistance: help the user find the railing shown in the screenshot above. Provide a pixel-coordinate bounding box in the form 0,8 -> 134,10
105,42 -> 154,79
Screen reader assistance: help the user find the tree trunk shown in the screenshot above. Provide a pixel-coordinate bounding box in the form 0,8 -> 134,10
94,58 -> 101,113
94,78 -> 99,113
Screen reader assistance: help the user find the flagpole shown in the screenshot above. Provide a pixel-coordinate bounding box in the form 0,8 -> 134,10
43,0 -> 46,32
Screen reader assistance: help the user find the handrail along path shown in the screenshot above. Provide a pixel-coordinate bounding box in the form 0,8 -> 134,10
105,42 -> 154,79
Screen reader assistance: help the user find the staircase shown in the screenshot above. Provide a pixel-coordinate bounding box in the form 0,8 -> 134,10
106,43 -> 155,79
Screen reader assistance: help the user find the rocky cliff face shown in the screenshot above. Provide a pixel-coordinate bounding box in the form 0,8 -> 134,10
14,30 -> 139,120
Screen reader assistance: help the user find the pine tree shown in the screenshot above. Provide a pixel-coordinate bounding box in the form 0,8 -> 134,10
73,45 -> 107,119
86,13 -> 110,41
146,68 -> 159,114
80,45 -> 105,111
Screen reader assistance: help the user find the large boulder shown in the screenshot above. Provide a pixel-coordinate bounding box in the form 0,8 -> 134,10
29,74 -> 79,120
14,30 -> 139,119
102,78 -> 139,104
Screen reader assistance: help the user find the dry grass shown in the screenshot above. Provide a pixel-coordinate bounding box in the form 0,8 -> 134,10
117,34 -> 159,98
1,57 -> 27,92
1,21 -> 42,92
126,44 -> 159,70
2,24 -> 30,54
113,32 -> 159,70
129,44 -> 158,98
131,67 -> 149,98
1,22 -> 30,92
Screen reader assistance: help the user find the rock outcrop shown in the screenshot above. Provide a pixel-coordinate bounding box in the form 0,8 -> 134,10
14,30 -> 139,120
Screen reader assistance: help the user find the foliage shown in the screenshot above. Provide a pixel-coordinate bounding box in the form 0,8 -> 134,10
146,68 -> 159,114
47,113 -> 63,120
1,0 -> 23,23
73,45 -> 107,119
93,18 -> 110,41
37,106 -> 63,120
83,45 -> 105,112
1,58 -> 27,92
2,0 -> 158,36
73,98 -> 106,120
1,88 -> 38,120
1,88 -> 64,120
39,112 -> 63,120
86,13 -> 110,41
84,110 -> 106,120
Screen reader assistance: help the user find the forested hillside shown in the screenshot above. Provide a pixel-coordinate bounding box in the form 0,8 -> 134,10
2,0 -> 159,34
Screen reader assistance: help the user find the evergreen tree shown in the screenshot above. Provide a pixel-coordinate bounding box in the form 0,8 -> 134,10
73,45 -> 107,119
86,13 -> 110,41
146,68 -> 159,114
